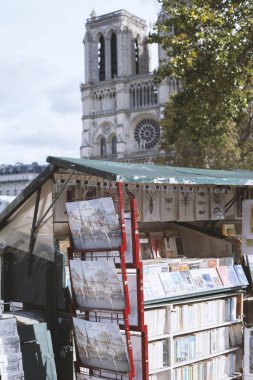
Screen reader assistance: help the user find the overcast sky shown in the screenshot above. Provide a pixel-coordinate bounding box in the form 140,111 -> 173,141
0,0 -> 160,166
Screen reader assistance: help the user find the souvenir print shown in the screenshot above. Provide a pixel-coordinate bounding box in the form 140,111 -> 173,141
73,318 -> 130,373
66,197 -> 122,251
210,188 -> 225,220
160,186 -> 178,221
196,187 -> 210,220
70,260 -> 125,310
178,187 -> 195,221
142,186 -> 160,222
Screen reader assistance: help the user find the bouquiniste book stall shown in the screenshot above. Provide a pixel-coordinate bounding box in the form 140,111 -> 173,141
1,157 -> 253,379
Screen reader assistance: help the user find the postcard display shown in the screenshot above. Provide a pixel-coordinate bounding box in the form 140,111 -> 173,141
66,185 -> 135,380
65,182 -> 250,380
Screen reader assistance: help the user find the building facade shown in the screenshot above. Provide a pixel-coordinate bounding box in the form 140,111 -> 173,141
0,162 -> 46,197
80,9 -> 176,162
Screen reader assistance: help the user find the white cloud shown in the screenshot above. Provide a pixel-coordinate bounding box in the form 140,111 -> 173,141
0,0 -> 160,165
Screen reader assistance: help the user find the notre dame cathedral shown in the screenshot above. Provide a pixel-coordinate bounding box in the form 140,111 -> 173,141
80,9 -> 175,162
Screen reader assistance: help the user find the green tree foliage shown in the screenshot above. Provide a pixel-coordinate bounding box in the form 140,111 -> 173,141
149,0 -> 253,169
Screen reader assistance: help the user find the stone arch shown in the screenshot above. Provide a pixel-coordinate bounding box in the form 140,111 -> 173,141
107,133 -> 117,156
94,134 -> 108,157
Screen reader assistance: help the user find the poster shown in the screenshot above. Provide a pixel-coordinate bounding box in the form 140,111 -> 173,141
73,318 -> 130,373
160,186 -> 178,221
178,188 -> 195,221
210,188 -> 225,220
196,187 -> 210,220
66,197 -> 122,251
70,260 -> 125,311
142,186 -> 160,222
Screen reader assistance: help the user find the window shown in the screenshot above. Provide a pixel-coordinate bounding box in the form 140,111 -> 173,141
112,136 -> 117,155
134,39 -> 139,74
98,36 -> 105,81
100,138 -> 107,156
111,33 -> 117,78
134,119 -> 160,150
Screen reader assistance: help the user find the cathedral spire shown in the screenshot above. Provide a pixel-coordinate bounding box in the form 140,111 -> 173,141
90,8 -> 96,19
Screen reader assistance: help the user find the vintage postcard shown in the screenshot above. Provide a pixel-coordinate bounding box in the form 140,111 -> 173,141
66,197 -> 122,251
70,260 -> 125,311
73,318 -> 130,373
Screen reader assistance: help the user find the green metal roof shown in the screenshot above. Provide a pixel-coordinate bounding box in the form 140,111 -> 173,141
47,156 -> 253,186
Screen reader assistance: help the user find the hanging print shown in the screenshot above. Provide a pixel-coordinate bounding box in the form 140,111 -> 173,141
178,187 -> 195,221
142,186 -> 160,222
195,187 -> 210,220
210,188 -> 225,220
66,197 -> 122,251
160,186 -> 178,221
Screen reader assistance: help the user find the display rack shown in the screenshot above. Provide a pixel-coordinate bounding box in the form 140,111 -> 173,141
67,182 -> 135,380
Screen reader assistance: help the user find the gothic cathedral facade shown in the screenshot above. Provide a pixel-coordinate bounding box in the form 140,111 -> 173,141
80,9 -> 175,162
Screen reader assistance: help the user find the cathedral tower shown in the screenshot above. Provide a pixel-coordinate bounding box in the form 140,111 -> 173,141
80,9 -> 175,161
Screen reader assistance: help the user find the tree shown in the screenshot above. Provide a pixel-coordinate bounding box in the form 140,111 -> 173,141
149,0 -> 253,169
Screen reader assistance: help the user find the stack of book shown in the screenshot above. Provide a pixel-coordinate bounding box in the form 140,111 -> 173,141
0,318 -> 24,380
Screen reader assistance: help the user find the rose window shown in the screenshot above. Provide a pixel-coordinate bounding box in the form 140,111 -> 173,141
134,119 -> 160,150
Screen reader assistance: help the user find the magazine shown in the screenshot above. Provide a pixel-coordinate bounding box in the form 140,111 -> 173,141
159,272 -> 177,295
217,266 -> 241,287
179,271 -> 196,292
234,264 -> 249,286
